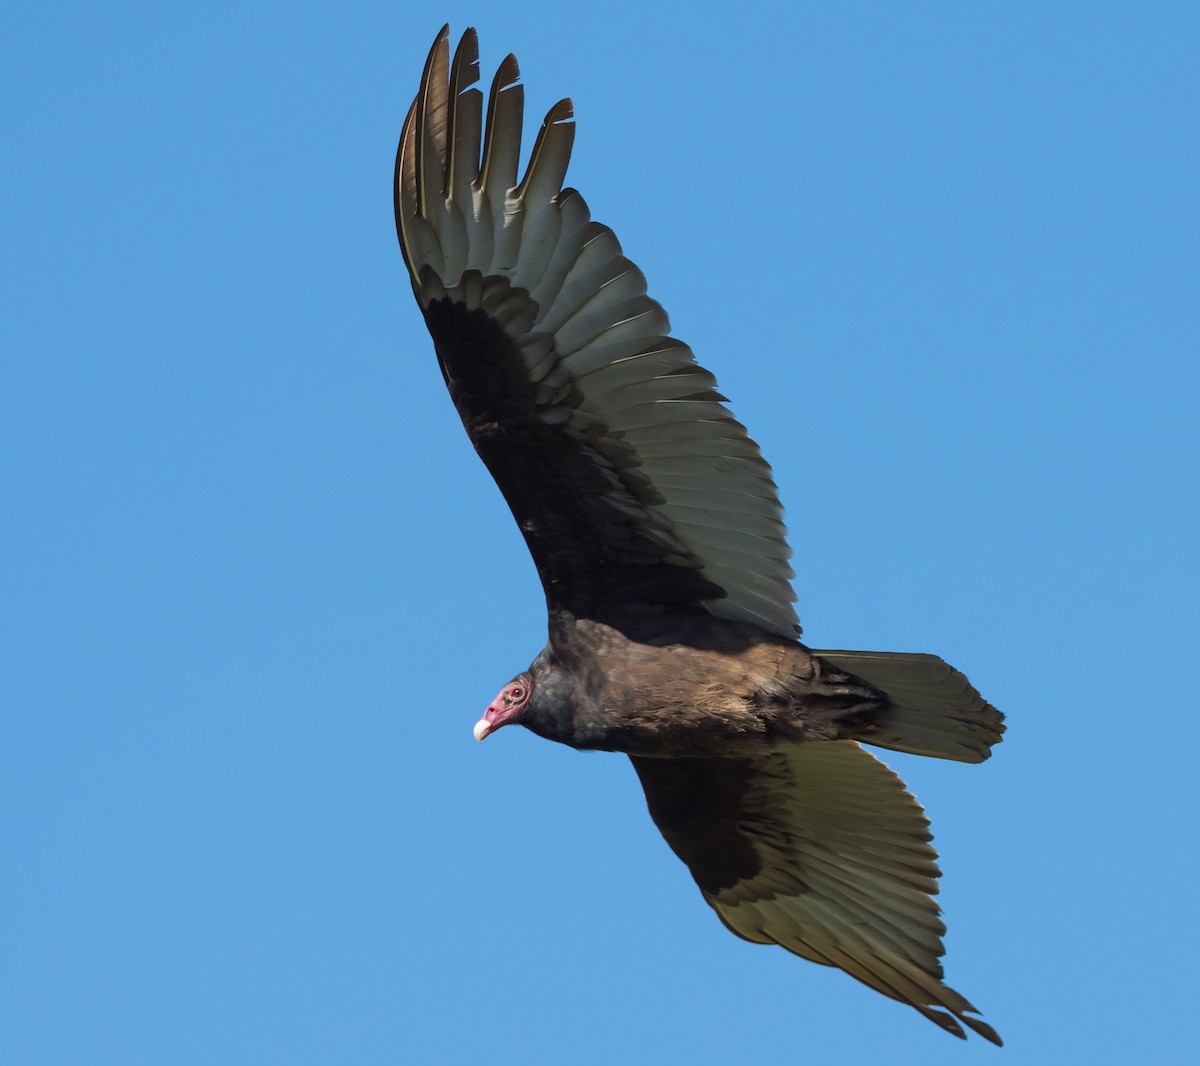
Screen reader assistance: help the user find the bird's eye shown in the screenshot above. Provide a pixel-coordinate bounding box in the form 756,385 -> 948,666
510,686 -> 524,700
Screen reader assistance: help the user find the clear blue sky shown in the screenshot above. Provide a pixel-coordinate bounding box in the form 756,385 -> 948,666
3,2 -> 1197,1063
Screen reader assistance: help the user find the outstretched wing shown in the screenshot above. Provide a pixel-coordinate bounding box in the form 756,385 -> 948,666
396,26 -> 798,635
630,742 -> 1002,1045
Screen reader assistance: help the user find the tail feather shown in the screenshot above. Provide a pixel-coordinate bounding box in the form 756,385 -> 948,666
815,650 -> 1004,764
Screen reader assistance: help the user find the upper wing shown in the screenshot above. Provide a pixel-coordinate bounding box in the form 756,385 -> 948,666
630,742 -> 1002,1044
395,26 -> 798,636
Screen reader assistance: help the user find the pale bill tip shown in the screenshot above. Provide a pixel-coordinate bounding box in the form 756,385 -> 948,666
473,718 -> 491,743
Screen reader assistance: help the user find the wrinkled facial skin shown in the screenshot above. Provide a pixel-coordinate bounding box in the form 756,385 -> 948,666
474,673 -> 533,742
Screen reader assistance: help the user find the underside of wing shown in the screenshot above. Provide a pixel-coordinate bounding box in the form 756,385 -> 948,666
396,26 -> 798,636
630,743 -> 1002,1044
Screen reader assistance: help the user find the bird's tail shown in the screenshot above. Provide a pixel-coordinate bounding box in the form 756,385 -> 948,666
814,650 -> 1004,764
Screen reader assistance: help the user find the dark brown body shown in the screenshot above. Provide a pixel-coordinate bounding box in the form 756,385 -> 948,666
521,612 -> 885,757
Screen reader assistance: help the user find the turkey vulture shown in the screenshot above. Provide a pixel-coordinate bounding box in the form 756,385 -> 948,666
395,26 -> 1004,1045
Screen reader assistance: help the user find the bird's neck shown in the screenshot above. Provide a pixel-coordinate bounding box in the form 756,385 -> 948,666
519,614 -> 618,749
522,654 -> 600,748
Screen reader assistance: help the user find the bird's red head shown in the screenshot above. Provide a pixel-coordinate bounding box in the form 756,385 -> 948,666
474,673 -> 533,742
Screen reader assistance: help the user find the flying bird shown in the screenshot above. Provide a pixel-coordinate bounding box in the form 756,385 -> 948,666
395,25 -> 1004,1045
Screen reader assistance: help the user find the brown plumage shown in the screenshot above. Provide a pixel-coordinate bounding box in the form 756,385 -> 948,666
395,26 -> 1005,1045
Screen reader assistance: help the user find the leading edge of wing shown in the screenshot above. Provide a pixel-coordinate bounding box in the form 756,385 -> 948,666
396,26 -> 799,636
